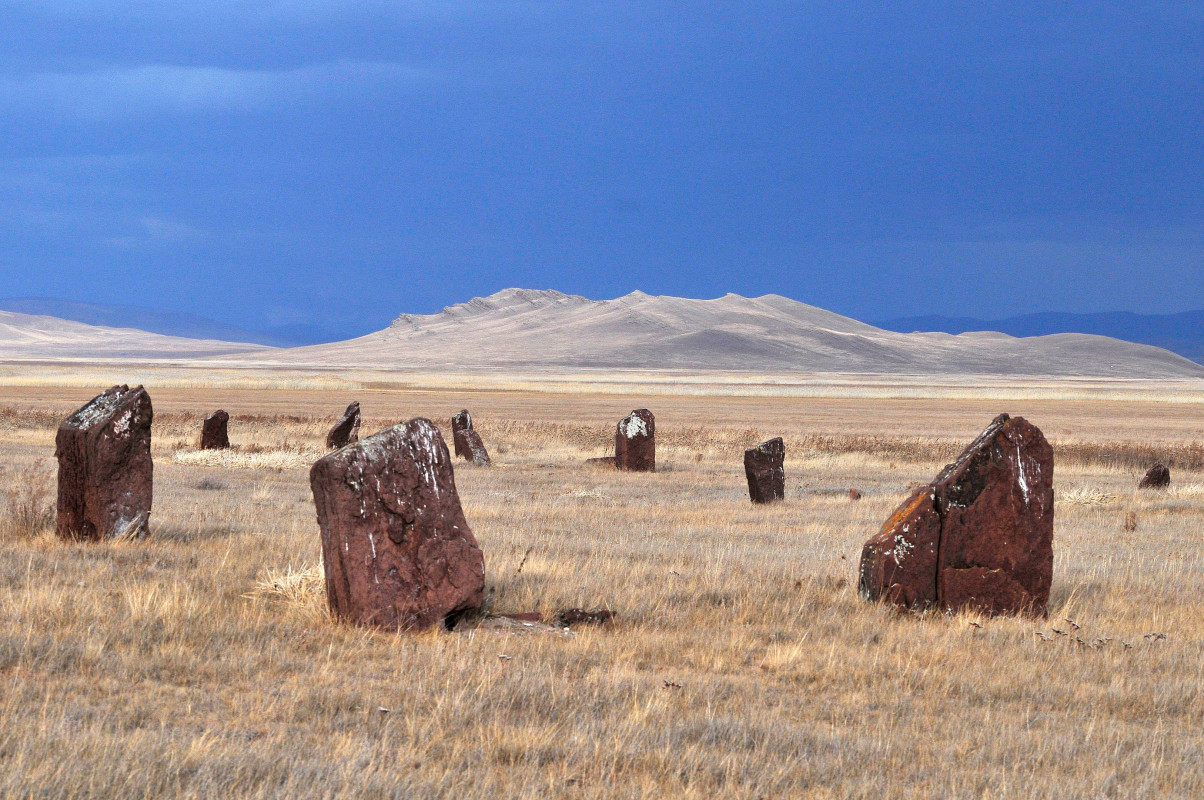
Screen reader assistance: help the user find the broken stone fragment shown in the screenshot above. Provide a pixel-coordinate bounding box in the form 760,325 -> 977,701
55,384 -> 153,541
310,417 -> 485,631
615,409 -> 655,472
859,414 -> 1054,617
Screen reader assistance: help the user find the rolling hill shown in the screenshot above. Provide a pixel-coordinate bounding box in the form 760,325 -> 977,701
231,289 -> 1204,378
0,310 -> 273,361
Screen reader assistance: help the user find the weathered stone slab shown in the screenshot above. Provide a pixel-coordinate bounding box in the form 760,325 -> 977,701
200,410 -> 230,450
326,401 -> 361,450
859,414 -> 1054,617
310,417 -> 485,631
55,385 -> 153,541
615,409 -> 655,472
744,437 -> 785,503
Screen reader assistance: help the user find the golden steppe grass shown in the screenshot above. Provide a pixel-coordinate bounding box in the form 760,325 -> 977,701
0,373 -> 1202,799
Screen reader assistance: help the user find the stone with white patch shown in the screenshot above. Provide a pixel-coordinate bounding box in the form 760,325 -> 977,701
310,417 -> 485,631
859,413 -> 1054,617
615,409 -> 655,472
55,385 -> 153,541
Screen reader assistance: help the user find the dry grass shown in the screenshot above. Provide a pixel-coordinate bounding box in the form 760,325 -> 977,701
0,377 -> 1202,798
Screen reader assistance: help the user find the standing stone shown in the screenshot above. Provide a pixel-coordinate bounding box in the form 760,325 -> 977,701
451,409 -> 472,458
453,428 -> 491,466
859,414 -> 1054,617
54,385 -> 153,541
200,410 -> 231,450
1138,463 -> 1170,489
449,408 -> 490,465
310,417 -> 485,631
744,437 -> 785,503
326,401 -> 361,450
615,409 -> 655,472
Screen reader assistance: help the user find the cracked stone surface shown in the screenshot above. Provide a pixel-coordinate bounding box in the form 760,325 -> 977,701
859,414 -> 1054,617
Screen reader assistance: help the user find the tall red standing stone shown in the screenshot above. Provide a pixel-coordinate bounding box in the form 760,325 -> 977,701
859,414 -> 1054,617
451,409 -> 472,458
615,409 -> 655,472
310,417 -> 485,631
54,385 -> 153,541
200,410 -> 231,450
744,437 -> 785,503
326,401 -> 361,450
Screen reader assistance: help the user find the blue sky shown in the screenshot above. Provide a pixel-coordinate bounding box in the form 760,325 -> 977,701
1,2 -> 1201,339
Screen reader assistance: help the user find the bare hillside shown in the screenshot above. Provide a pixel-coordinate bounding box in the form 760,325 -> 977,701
235,289 -> 1204,378
0,311 -> 273,361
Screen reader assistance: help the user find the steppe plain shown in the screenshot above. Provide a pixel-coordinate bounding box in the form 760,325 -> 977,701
1,365 -> 1202,799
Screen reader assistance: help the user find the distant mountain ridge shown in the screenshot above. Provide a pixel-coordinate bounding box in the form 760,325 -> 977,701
0,298 -> 340,347
231,288 -> 1204,378
878,311 -> 1204,365
0,309 -> 272,360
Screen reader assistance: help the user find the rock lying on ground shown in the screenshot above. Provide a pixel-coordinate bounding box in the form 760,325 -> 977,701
200,409 -> 230,450
553,608 -> 616,627
325,401 -> 361,450
310,417 -> 485,631
859,413 -> 1054,617
744,437 -> 785,503
55,384 -> 153,541
1138,463 -> 1170,489
848,488 -> 862,501
586,455 -> 617,468
615,409 -> 655,472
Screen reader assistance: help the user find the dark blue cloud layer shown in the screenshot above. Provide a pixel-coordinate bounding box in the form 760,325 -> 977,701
1,2 -> 1201,338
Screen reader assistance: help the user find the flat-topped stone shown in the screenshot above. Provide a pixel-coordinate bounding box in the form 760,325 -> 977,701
55,385 -> 153,541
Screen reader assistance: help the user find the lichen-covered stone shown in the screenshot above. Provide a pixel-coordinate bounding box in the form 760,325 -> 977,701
1138,463 -> 1170,489
326,401 -> 361,450
310,417 -> 485,631
859,414 -> 1054,617
615,409 -> 655,472
55,385 -> 153,541
201,410 -> 230,450
744,437 -> 785,503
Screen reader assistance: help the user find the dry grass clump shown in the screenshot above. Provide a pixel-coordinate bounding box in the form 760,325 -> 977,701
1059,486 -> 1120,506
172,446 -> 321,471
0,461 -> 55,540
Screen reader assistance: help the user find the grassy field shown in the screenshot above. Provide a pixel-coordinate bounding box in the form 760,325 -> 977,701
1,370 -> 1202,799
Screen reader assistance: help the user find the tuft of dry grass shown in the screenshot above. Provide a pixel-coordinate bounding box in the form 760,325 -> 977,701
0,461 -> 55,540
